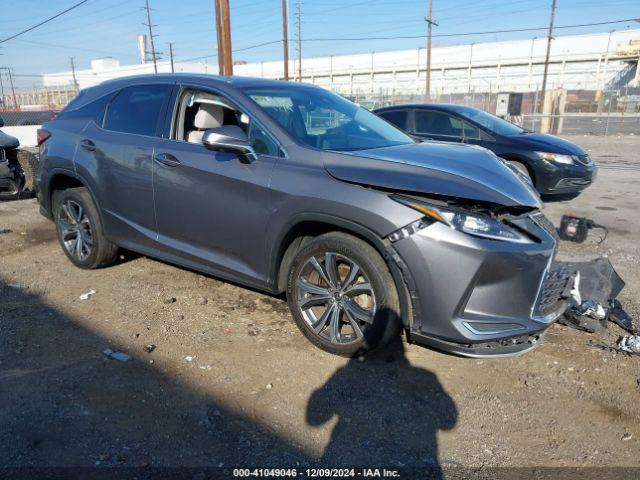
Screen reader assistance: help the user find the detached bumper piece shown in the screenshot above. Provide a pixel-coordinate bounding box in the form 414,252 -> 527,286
558,257 -> 633,333
410,331 -> 545,358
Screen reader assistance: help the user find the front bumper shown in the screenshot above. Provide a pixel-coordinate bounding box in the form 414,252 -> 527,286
536,158 -> 597,195
393,212 -> 566,357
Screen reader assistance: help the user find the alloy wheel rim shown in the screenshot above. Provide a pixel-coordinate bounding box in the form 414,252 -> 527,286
58,200 -> 93,261
296,252 -> 376,345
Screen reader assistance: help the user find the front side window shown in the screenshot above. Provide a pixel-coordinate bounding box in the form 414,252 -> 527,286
451,106 -> 524,136
243,86 -> 413,152
104,84 -> 170,136
175,89 -> 280,157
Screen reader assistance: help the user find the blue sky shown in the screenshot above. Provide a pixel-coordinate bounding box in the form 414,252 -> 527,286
1,0 -> 639,87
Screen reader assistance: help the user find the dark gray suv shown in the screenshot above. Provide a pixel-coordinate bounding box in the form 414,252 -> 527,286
36,74 -> 571,357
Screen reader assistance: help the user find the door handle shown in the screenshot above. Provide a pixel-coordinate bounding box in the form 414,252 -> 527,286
154,152 -> 181,167
80,139 -> 96,152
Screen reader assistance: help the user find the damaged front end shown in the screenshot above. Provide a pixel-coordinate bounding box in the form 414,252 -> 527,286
384,194 -> 627,357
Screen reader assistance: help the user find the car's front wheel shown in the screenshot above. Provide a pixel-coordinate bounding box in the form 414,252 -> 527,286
53,187 -> 119,269
286,232 -> 401,357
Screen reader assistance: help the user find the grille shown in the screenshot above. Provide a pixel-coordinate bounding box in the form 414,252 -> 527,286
534,264 -> 573,318
531,212 -> 558,240
575,154 -> 593,166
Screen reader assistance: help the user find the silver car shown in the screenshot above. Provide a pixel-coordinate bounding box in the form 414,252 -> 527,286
36,74 -> 572,357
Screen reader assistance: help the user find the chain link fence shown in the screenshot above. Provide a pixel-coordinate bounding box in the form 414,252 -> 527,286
347,88 -> 640,136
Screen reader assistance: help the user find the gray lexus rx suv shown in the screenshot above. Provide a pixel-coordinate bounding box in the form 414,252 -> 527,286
36,74 -> 571,357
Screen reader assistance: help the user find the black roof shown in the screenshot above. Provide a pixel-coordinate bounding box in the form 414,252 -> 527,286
374,103 -> 479,113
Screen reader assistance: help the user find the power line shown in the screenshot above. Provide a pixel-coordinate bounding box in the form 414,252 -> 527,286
0,0 -> 92,44
167,17 -> 640,64
300,17 -> 640,42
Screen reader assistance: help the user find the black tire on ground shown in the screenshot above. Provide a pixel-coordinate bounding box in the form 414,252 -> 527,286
16,149 -> 39,197
52,187 -> 119,269
285,232 -> 401,357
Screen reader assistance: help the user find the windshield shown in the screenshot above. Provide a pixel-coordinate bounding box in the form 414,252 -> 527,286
453,106 -> 525,136
243,86 -> 413,151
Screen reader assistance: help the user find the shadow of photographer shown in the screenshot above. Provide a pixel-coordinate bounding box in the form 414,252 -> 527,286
306,334 -> 457,475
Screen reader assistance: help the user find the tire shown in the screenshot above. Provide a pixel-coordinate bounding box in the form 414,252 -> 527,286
286,232 -> 401,357
16,149 -> 38,197
52,187 -> 119,269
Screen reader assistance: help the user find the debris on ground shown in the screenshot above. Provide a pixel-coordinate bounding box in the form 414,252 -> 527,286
79,290 -> 96,300
143,344 -> 156,353
622,433 -> 633,441
618,335 -> 640,355
559,257 -> 633,335
560,299 -> 608,333
103,349 -> 131,362
558,215 -> 608,244
196,296 -> 208,305
163,296 -> 176,304
609,299 -> 637,334
185,355 -> 194,362
0,228 -> 12,235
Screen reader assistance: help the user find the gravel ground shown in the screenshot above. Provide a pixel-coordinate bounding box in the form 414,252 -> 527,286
1,135 -> 639,475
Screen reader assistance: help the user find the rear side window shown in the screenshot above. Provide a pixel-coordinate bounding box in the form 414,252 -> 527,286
378,110 -> 408,130
414,110 -> 479,139
57,93 -> 112,125
104,84 -> 170,136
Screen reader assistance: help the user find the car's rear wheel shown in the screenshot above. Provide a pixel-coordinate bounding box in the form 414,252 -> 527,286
53,187 -> 119,269
286,232 -> 401,357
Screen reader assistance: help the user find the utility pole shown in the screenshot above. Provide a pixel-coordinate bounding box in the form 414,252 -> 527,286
540,0 -> 557,113
70,57 -> 79,93
143,0 -> 158,73
0,70 -> 5,108
168,42 -> 175,73
219,0 -> 233,75
282,0 -> 289,81
2,68 -> 18,109
424,0 -> 437,99
295,2 -> 302,81
214,0 -> 224,75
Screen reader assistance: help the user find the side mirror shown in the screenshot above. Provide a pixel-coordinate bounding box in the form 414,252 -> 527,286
0,117 -> 4,128
202,125 -> 257,163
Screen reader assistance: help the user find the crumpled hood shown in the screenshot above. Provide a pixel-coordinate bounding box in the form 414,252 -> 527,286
0,130 -> 20,149
324,142 -> 542,208
514,132 -> 587,155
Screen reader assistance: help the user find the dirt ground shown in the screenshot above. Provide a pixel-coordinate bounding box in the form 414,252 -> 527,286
1,135 -> 639,475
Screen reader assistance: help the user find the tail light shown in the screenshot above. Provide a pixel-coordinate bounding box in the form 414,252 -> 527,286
37,129 -> 51,146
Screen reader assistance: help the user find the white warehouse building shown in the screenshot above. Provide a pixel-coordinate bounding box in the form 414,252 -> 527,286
43,29 -> 640,96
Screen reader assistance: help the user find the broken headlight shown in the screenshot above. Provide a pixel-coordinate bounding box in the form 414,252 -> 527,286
392,196 -> 532,244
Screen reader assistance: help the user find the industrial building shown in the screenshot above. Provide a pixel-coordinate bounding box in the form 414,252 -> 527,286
38,29 -> 640,98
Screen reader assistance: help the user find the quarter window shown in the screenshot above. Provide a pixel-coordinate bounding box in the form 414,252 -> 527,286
104,84 -> 170,136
